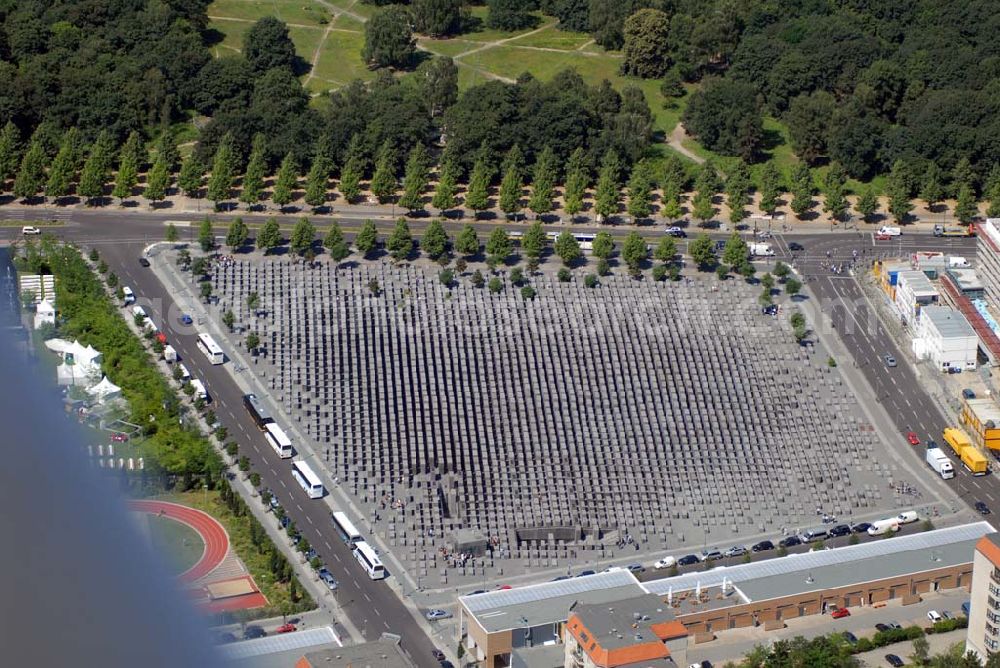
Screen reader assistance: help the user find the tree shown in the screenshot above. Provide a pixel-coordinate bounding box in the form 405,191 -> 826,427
758,162 -> 782,216
77,136 -> 113,204
488,277 -> 503,293
485,228 -> 512,265
683,79 -> 765,163
789,164 -> 813,217
455,225 -> 479,257
689,233 -> 715,269
521,221 -> 547,259
198,218 -> 215,252
431,160 -> 458,212
465,155 -> 492,217
304,156 -> 332,210
272,153 -> 299,209
112,144 -> 138,204
722,233 -> 748,269
594,150 -> 621,221
439,267 -> 455,287
417,55 -> 459,117
246,330 -> 261,352
955,184 -> 979,225
338,137 -> 365,203
165,223 -> 179,243
725,159 -> 752,224
592,231 -> 615,259
257,217 -> 282,254
887,176 -> 912,224
987,176 -> 1000,219
241,134 -> 267,209
421,219 -> 449,260
785,91 -> 835,165
411,0 -> 461,37
226,217 -> 249,251
244,16 -> 297,73
785,277 -> 802,296
486,0 -> 535,31
528,147 -> 556,218
363,5 -> 415,69
554,231 -> 582,266
910,635 -> 929,666
627,160 -> 654,220
398,144 -> 429,211
145,153 -> 170,207
290,217 -> 315,256
856,186 -> 879,223
952,156 -> 976,196
470,269 -> 485,287
370,141 -> 398,203
355,219 -> 379,258
498,161 -> 523,218
223,309 -> 235,332
177,155 -> 204,199
823,166 -> 847,222
691,188 -> 714,225
0,122 -> 20,186
621,9 -> 671,79
920,163 -> 945,209
621,231 -> 648,275
323,222 -> 350,265
654,236 -> 677,264
206,134 -> 237,208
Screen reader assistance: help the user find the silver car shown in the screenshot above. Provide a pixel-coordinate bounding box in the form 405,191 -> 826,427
426,609 -> 453,621
884,354 -> 897,367
723,545 -> 747,558
318,569 -> 338,590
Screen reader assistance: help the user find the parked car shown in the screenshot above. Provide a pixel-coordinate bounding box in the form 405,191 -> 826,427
138,257 -> 151,267
577,570 -> 596,577
275,623 -> 296,634
268,495 -> 281,511
426,609 -> 453,621
941,611 -> 953,620
318,568 -> 338,590
976,501 -> 991,515
432,649 -> 446,662
779,535 -> 802,548
884,354 -> 897,367
700,548 -> 723,561
906,432 -> 920,445
280,515 -> 291,528
751,540 -> 774,552
825,524 -> 849,538
927,610 -> 943,623
831,607 -> 850,619
723,545 -> 747,558
842,631 -> 858,644
21,226 -> 41,235
678,554 -> 701,566
875,623 -> 891,633
762,304 -> 778,316
110,433 -> 129,443
243,625 -> 266,639
654,557 -> 676,570
627,563 -> 645,573
852,522 -> 872,534
213,632 -> 237,644
551,575 -> 570,582
885,654 -> 904,667
963,601 -> 971,616
887,622 -> 901,629
963,389 -> 977,400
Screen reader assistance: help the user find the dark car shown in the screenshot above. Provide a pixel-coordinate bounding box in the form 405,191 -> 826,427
842,631 -> 857,644
138,257 -> 151,267
700,661 -> 713,668
852,522 -> 872,534
875,623 -> 891,633
179,313 -> 193,325
577,569 -> 596,577
213,632 -> 237,644
751,540 -> 774,552
977,501 -> 991,515
885,654 -> 904,667
551,575 -> 570,582
715,240 -> 726,252
280,515 -> 291,528
779,535 -> 802,548
963,389 -> 977,400
829,524 -> 851,538
762,304 -> 778,316
788,242 -> 804,251
243,625 -> 266,639
432,650 -> 446,662
678,554 -> 701,566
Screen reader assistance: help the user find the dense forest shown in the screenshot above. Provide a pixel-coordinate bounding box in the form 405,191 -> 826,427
1,0 -> 1000,202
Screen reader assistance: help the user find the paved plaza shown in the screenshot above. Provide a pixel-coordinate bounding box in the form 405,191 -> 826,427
203,255 -> 929,583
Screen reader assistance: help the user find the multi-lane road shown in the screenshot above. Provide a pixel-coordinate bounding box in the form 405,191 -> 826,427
3,207 -> 994,663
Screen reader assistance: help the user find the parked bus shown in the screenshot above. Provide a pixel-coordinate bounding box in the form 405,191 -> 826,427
264,423 -> 293,459
353,541 -> 386,580
546,232 -> 595,250
332,511 -> 363,545
243,393 -> 274,430
291,460 -> 324,499
196,332 -> 225,365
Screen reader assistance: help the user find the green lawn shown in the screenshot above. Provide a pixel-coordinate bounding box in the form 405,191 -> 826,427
309,28 -> 372,91
503,24 -> 592,50
210,0 -> 330,26
146,513 -> 205,576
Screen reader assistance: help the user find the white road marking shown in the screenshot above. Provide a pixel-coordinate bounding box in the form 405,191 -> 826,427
253,444 -> 260,453
306,515 -> 314,525
972,480 -> 983,490
297,504 -> 304,512
271,468 -> 277,476
280,479 -> 287,488
363,592 -> 372,602
325,541 -> 332,550
239,423 -> 246,433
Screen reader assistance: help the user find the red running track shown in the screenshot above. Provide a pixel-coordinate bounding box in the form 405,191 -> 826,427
130,500 -> 229,584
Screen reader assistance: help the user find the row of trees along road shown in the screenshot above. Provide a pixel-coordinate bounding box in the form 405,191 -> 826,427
5,121 -> 1000,225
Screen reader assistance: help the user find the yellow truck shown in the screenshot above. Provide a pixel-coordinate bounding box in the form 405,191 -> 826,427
944,427 -> 989,475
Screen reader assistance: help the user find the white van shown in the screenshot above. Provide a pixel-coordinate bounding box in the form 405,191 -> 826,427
190,378 -> 208,402
867,519 -> 900,536
878,226 -> 902,237
896,511 -> 919,525
131,305 -> 146,319
163,345 -> 178,363
178,363 -> 191,381
122,286 -> 135,304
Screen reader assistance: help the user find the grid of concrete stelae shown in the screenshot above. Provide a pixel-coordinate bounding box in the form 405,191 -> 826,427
210,258 -> 898,576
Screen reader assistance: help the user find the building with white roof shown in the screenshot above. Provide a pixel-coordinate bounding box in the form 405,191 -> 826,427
894,270 -> 939,323
913,305 -> 979,372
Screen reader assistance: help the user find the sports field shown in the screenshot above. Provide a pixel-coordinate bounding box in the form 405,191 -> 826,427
145,513 -> 205,576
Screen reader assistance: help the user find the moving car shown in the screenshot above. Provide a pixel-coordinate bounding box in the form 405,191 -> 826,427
779,535 -> 802,548
906,432 -> 920,446
654,557 -> 676,570
788,242 -> 804,251
21,226 -> 41,235
678,554 -> 701,566
885,654 -> 904,667
138,257 -> 151,267
831,607 -> 850,619
275,623 -> 296,634
976,501 -> 991,515
666,226 -> 686,237
874,233 -> 891,241
884,354 -> 897,367
426,609 -> 453,621
751,540 -> 774,552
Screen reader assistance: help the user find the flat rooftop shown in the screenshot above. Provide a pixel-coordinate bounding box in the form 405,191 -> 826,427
898,270 -> 938,296
950,268 -> 984,291
923,306 -> 976,339
573,593 -> 682,651
964,398 -> 1000,426
218,627 -> 341,667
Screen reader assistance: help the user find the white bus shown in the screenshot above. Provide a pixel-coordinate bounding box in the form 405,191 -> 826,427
353,541 -> 386,580
546,231 -> 596,250
332,511 -> 363,545
291,460 -> 324,499
196,332 -> 225,365
264,423 -> 293,459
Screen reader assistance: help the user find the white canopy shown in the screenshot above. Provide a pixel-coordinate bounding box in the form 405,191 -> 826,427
87,376 -> 122,402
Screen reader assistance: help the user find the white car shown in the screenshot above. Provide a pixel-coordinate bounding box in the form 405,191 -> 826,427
927,610 -> 942,623
654,556 -> 676,570
21,226 -> 41,235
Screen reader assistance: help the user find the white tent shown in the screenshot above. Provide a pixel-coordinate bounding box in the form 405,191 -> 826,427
87,376 -> 122,403
46,339 -> 104,386
33,300 -> 55,330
